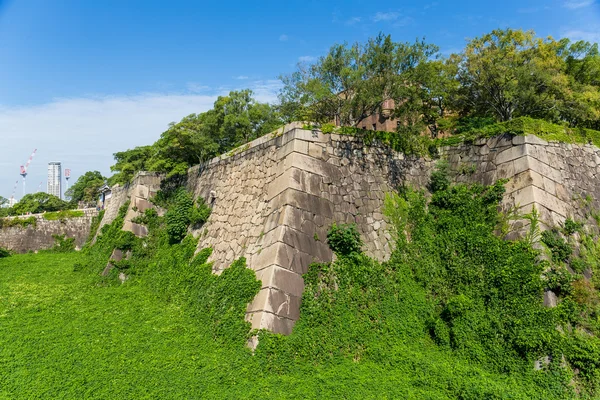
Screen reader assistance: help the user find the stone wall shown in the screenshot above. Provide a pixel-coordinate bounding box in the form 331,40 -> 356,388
188,125 -> 435,334
0,208 -> 99,253
443,134 -> 600,235
185,125 -> 600,335
89,123 -> 599,335
95,172 -> 163,240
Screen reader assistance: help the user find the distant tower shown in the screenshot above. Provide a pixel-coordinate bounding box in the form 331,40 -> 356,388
47,162 -> 62,199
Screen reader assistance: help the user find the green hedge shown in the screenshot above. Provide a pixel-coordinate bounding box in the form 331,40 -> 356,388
42,210 -> 85,221
0,216 -> 37,229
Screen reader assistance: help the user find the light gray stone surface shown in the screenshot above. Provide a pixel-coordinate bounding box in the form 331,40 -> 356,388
0,208 -> 99,253
186,126 -> 599,334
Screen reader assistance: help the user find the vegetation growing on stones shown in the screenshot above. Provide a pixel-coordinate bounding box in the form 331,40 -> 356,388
0,247 -> 10,258
0,216 -> 37,229
326,223 -> 363,256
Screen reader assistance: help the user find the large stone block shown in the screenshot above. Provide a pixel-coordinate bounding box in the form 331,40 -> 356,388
246,310 -> 295,335
254,265 -> 305,297
247,287 -> 302,320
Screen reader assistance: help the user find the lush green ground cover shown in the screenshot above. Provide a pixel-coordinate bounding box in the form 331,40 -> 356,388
1,176 -> 599,399
0,253 -> 561,399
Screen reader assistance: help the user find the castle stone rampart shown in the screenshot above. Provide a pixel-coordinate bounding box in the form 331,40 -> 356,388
95,124 -> 600,335
0,208 -> 99,253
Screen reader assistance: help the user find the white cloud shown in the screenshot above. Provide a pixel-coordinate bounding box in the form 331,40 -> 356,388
245,80 -> 282,102
564,0 -> 595,9
562,28 -> 600,42
372,11 -> 399,22
279,34 -> 288,41
0,83 -> 280,199
234,75 -> 249,80
345,16 -> 361,25
186,82 -> 211,93
298,56 -> 316,63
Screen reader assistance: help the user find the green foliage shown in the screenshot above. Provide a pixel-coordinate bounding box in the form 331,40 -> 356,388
84,209 -> 104,247
108,145 -> 153,186
50,234 -> 76,253
131,208 -> 158,225
0,216 -> 37,229
280,33 -> 438,127
42,210 -> 85,221
4,171 -> 600,397
65,171 -> 106,205
326,223 -> 363,256
109,90 -> 282,183
0,247 -> 10,258
563,218 -> 583,236
282,28 -> 599,145
190,197 -> 211,226
8,192 -> 71,216
165,190 -> 192,243
541,229 -> 572,263
428,160 -> 450,193
163,189 -> 212,244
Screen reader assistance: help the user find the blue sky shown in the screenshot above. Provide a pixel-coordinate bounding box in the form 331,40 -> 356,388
0,0 -> 599,200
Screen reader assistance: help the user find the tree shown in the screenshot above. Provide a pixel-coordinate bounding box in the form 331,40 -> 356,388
279,34 -> 438,127
559,40 -> 600,129
109,90 -> 282,183
393,56 -> 460,137
0,196 -> 7,208
66,171 -> 106,205
10,192 -> 70,215
108,146 -> 154,185
456,29 -> 568,122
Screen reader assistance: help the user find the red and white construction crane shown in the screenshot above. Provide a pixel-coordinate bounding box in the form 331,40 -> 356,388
19,149 -> 37,197
9,180 -> 18,206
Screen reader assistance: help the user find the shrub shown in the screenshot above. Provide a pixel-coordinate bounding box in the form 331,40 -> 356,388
50,234 -> 76,253
0,247 -> 10,258
541,229 -> 572,263
326,223 -> 363,256
43,210 -> 85,221
562,218 -> 583,236
428,160 -> 451,193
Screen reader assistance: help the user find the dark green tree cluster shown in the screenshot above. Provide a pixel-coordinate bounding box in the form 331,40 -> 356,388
280,29 -> 600,137
65,171 -> 106,205
5,192 -> 70,216
109,90 -> 282,184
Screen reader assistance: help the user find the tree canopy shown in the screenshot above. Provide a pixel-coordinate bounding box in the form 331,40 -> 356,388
109,90 -> 282,185
65,171 -> 106,205
9,193 -> 70,216
280,28 -> 600,137
106,29 -> 599,186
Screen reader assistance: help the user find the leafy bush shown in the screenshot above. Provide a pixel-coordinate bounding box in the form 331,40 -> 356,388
190,198 -> 211,226
165,189 -> 211,243
43,210 -> 85,221
326,223 -> 363,256
541,229 -> 572,263
50,234 -> 76,253
0,216 -> 37,229
562,218 -> 583,236
0,247 -> 10,258
428,160 -> 450,193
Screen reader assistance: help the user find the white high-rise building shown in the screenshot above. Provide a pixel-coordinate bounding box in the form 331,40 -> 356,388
47,162 -> 62,199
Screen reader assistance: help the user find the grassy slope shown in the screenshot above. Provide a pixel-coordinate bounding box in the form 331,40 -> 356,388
0,252 -> 560,399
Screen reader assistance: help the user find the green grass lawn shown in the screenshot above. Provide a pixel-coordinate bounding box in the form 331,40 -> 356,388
0,252 -> 571,399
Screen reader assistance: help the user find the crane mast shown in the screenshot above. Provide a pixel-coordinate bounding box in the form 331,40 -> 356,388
19,149 -> 37,197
